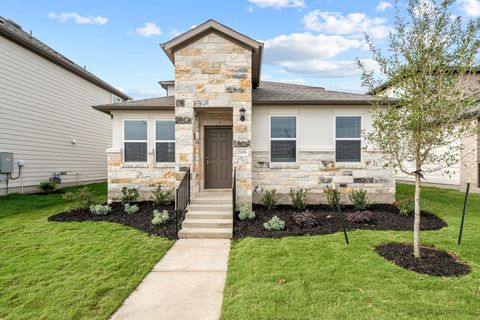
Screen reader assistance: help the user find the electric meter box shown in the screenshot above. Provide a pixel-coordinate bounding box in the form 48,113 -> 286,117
0,152 -> 14,174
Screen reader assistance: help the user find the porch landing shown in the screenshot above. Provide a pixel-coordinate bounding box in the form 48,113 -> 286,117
178,191 -> 233,239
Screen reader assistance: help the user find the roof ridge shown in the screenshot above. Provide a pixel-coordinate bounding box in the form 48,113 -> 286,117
259,80 -> 325,90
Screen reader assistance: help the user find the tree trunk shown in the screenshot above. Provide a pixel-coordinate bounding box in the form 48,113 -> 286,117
413,172 -> 421,259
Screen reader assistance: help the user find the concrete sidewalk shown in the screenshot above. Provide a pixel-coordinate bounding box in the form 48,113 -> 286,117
111,239 -> 230,320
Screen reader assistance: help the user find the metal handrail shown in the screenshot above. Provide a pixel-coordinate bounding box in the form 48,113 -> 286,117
175,167 -> 190,238
232,166 -> 236,215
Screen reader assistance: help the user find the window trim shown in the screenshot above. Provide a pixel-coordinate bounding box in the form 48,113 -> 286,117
269,115 -> 298,163
154,119 -> 176,163
334,115 -> 363,163
123,119 -> 148,163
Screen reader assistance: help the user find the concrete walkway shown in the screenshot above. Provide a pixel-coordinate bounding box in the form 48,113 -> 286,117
111,239 -> 230,320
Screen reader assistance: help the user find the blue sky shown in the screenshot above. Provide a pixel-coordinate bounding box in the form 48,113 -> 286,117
2,0 -> 479,99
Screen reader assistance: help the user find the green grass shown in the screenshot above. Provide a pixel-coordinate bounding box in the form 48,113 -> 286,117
222,184 -> 480,320
0,183 -> 174,320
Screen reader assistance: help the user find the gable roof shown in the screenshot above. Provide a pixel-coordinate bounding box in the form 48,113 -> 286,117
0,16 -> 131,100
93,81 -> 396,114
160,19 -> 263,88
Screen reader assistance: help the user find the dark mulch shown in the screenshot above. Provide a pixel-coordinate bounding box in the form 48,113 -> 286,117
375,243 -> 470,277
233,204 -> 447,239
48,202 -> 177,239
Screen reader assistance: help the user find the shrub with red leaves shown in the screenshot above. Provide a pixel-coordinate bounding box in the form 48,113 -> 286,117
292,211 -> 318,228
345,211 -> 374,224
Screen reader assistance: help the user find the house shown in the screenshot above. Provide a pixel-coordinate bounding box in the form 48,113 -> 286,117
370,73 -> 480,193
93,20 -> 395,237
0,17 -> 130,195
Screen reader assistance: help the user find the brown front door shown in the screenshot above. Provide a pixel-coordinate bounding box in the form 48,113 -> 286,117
205,127 -> 232,189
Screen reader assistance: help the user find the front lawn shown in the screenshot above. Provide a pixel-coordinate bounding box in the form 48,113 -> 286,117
222,184 -> 480,319
0,183 -> 173,320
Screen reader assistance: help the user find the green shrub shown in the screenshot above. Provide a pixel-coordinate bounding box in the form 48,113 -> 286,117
121,186 -> 139,203
123,203 -> 139,214
152,209 -> 169,225
394,193 -> 414,215
238,206 -> 256,221
263,215 -> 285,231
289,188 -> 309,211
39,180 -> 58,194
89,204 -> 111,215
326,186 -> 341,210
349,189 -> 369,211
63,187 -> 98,208
262,188 -> 277,210
152,184 -> 172,206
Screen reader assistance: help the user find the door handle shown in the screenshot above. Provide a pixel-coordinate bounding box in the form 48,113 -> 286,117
206,155 -> 209,165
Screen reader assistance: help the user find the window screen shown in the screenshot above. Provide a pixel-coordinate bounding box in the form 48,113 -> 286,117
156,120 -> 175,162
335,116 -> 361,162
271,116 -> 296,162
124,120 -> 148,162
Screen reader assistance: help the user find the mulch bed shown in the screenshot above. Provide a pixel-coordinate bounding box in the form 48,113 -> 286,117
375,243 -> 470,277
233,204 -> 447,239
48,202 -> 177,239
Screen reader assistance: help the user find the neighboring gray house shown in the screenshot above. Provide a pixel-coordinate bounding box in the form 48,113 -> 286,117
93,20 -> 395,238
0,17 -> 130,195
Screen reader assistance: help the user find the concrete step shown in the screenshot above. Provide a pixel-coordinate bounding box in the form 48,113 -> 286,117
182,219 -> 233,228
188,203 -> 232,212
185,211 -> 233,220
178,227 -> 232,239
191,197 -> 231,205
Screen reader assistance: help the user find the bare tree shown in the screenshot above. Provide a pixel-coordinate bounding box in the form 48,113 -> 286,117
359,0 -> 480,258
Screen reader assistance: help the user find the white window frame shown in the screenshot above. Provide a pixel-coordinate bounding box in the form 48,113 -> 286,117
154,119 -> 175,163
334,115 -> 363,163
269,115 -> 298,163
123,119 -> 148,163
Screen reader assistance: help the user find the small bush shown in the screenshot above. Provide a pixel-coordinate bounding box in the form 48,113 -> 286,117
263,215 -> 285,231
152,184 -> 172,206
262,189 -> 277,210
121,186 -> 139,203
349,189 -> 369,211
152,209 -> 169,225
394,194 -> 414,215
39,180 -> 58,194
89,204 -> 111,215
289,188 -> 309,211
238,206 -> 256,221
123,203 -> 139,214
326,186 -> 341,210
345,211 -> 374,224
63,187 -> 98,208
292,211 -> 318,228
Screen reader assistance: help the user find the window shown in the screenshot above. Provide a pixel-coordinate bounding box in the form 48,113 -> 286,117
335,116 -> 361,162
271,116 -> 296,162
156,120 -> 175,162
124,120 -> 148,162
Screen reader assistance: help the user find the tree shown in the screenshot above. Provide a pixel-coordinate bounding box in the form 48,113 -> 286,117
358,0 -> 480,258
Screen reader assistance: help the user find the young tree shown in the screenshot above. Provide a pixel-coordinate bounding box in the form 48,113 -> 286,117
359,0 -> 480,258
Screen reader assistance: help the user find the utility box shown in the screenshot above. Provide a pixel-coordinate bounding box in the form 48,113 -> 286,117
0,152 -> 14,174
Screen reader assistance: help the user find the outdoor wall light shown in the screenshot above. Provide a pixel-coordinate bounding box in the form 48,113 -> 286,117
239,106 -> 246,121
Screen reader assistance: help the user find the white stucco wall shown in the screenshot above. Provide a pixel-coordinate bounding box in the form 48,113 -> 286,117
252,105 -> 374,152
0,36 -> 117,195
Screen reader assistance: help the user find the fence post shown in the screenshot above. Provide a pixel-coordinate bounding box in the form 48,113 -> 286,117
458,182 -> 470,245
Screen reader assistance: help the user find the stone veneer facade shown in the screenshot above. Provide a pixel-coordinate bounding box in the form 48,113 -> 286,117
252,151 -> 395,204
174,32 -> 253,208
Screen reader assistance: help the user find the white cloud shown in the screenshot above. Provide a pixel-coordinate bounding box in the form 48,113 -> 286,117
273,58 -> 378,78
302,10 -> 392,39
169,28 -> 182,37
247,0 -> 305,9
125,88 -> 165,99
376,1 -> 392,12
264,32 -> 361,64
459,0 -> 480,17
246,5 -> 255,12
134,22 -> 162,37
48,12 -> 108,25
263,75 -> 306,84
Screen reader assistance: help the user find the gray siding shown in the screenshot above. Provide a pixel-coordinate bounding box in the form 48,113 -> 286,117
0,36 -> 114,194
